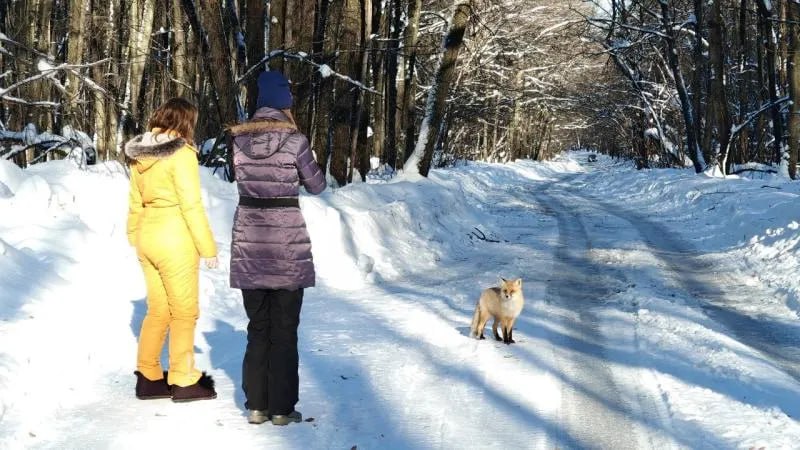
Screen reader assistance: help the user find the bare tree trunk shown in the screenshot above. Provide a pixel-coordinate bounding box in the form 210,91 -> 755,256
659,0 -> 705,173
400,0 -> 422,166
371,1 -> 388,169
779,0 -> 789,89
270,0 -> 286,72
126,0 -> 155,127
329,0 -> 361,186
144,2 -> 169,122
383,0 -> 401,169
65,0 -> 90,127
510,71 -> 523,160
91,1 -> 110,160
284,0 -> 295,60
347,0 -> 372,183
311,0 -> 333,171
195,0 -> 240,127
788,0 -> 800,179
404,1 -> 472,176
172,0 -> 189,97
23,0 -> 54,131
245,0 -> 267,117
691,0 -> 706,162
736,0 -> 752,165
708,0 -> 731,171
294,0 -> 316,126
756,0 -> 785,165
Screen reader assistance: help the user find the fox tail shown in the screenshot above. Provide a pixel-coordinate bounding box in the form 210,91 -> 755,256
469,303 -> 481,338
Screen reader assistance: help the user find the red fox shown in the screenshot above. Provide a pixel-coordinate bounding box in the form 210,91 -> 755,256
469,278 -> 524,345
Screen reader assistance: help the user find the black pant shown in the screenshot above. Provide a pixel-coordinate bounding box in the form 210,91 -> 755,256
241,288 -> 303,415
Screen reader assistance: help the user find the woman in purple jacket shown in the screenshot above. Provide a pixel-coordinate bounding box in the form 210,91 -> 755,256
228,71 -> 326,426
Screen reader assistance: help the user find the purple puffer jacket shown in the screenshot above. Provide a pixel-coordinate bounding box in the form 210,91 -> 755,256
229,107 -> 326,290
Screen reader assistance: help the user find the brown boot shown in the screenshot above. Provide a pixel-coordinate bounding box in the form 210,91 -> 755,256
171,372 -> 217,403
134,371 -> 171,400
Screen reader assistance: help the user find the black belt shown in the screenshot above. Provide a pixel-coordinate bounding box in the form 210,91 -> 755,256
238,196 -> 299,208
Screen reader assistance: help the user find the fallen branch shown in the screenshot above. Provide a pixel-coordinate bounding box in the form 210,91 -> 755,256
470,227 -> 500,243
729,168 -> 778,175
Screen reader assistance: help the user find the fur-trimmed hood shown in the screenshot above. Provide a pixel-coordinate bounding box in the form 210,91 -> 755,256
125,132 -> 190,172
124,132 -> 187,160
228,120 -> 297,136
229,107 -> 298,160
228,107 -> 297,137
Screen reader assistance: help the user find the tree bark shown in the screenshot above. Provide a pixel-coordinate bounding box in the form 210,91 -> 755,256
708,0 -> 731,171
788,0 -> 800,179
400,0 -> 422,166
404,1 -> 472,177
270,0 -> 286,73
65,0 -> 90,126
384,0 -> 401,169
659,0 -> 705,173
756,0 -> 785,165
736,0 -> 752,165
347,0 -> 372,183
91,0 -> 111,160
691,0 -> 706,163
329,0 -> 361,186
126,0 -> 156,126
245,0 -> 267,117
311,0 -> 334,172
172,0 -> 189,97
195,0 -> 240,127
371,0 -> 387,169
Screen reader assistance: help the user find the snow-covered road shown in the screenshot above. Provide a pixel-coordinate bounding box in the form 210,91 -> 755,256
3,154 -> 800,449
532,181 -> 676,449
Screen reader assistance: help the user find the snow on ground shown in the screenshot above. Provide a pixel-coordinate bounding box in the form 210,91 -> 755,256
1,153 -> 800,449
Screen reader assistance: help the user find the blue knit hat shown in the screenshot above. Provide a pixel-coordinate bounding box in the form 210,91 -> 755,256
256,71 -> 293,109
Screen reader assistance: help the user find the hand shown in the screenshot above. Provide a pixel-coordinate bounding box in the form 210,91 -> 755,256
204,257 -> 219,269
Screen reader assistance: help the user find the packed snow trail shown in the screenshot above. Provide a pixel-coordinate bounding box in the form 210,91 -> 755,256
570,178 -> 800,387
532,182 -> 676,449
527,165 -> 800,448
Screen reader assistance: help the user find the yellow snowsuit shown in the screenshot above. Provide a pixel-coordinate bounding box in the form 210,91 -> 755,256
126,130 -> 217,387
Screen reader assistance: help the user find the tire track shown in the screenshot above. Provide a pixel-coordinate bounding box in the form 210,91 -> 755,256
532,180 -> 678,450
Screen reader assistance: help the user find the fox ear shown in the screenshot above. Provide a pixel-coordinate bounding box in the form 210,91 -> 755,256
500,277 -> 507,285
515,278 -> 522,288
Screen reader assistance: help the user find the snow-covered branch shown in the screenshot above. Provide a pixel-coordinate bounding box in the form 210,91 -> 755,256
238,50 -> 380,95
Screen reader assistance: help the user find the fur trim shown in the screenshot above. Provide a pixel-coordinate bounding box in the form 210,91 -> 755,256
124,133 -> 187,160
228,120 -> 297,136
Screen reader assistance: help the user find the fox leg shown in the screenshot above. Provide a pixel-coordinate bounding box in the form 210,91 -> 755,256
473,306 -> 490,340
505,318 -> 516,344
492,319 -> 502,341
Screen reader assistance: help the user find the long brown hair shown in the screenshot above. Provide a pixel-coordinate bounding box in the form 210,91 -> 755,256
148,98 -> 198,142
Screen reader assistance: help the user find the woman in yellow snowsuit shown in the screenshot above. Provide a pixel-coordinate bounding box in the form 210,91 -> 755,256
125,98 -> 218,402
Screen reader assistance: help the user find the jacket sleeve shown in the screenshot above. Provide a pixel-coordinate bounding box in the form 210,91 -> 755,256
126,169 -> 144,246
296,135 -> 326,195
171,148 -> 218,258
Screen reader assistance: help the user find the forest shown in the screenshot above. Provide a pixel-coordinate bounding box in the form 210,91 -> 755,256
0,0 -> 798,183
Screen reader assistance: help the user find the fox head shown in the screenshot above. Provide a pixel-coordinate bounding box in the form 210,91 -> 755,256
499,277 -> 523,301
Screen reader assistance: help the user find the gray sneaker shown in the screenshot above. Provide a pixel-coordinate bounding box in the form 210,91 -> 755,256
248,410 -> 270,424
270,410 -> 302,426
